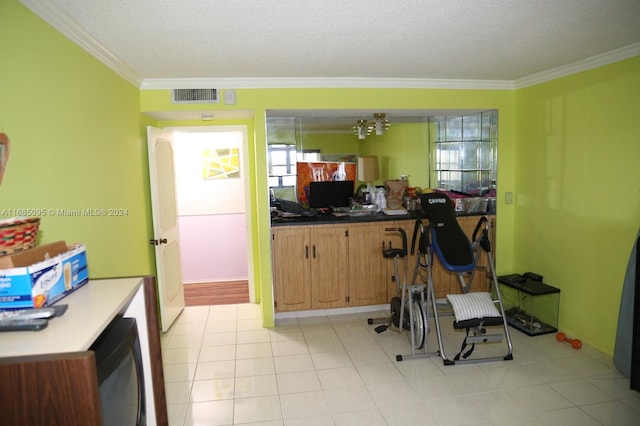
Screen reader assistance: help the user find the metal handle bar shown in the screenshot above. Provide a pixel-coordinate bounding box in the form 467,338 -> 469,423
385,227 -> 407,256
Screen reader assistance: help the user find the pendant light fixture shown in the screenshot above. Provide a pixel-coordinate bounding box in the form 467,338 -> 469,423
354,119 -> 371,140
353,113 -> 391,139
372,113 -> 390,135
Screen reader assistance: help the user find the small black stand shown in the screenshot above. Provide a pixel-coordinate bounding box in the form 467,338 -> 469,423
498,275 -> 560,336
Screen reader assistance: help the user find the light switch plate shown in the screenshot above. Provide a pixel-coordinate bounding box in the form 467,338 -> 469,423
505,192 -> 513,204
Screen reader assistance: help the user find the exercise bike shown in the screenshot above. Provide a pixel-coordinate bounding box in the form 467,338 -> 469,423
368,226 -> 430,357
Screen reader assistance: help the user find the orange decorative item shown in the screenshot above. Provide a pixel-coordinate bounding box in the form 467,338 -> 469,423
33,293 -> 46,309
556,332 -> 582,349
0,132 -> 9,185
296,161 -> 357,208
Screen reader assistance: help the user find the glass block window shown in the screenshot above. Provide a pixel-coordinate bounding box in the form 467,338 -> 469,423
430,111 -> 497,195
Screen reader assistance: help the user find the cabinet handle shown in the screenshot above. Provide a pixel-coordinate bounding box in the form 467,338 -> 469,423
313,245 -> 316,258
305,245 -> 309,259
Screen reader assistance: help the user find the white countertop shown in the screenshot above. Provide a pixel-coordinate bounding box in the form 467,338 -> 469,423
0,277 -> 143,358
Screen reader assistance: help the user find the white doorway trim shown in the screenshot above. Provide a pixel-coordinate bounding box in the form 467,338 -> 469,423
167,125 -> 254,303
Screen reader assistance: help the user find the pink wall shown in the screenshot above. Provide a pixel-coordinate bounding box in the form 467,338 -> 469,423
178,214 -> 248,283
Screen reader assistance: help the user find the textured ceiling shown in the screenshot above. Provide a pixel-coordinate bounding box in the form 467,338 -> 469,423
20,0 -> 640,88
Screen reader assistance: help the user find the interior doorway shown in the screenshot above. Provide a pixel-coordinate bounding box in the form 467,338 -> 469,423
170,125 -> 253,305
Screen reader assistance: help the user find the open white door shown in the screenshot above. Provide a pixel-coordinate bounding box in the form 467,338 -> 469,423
147,126 -> 185,332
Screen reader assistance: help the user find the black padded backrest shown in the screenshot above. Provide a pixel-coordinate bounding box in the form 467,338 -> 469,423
420,192 -> 474,269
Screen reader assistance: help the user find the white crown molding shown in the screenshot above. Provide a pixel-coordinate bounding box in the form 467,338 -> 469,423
514,42 -> 640,89
22,0 -> 638,92
147,44 -> 640,91
140,77 -> 516,90
19,0 -> 143,87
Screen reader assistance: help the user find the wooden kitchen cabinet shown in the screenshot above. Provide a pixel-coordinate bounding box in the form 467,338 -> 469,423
272,225 -> 348,311
311,226 -> 349,309
347,222 -> 389,306
272,227 -> 312,311
271,215 -> 495,311
272,221 -> 394,310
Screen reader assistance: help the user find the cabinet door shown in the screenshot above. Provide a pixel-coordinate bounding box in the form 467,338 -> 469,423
272,228 -> 312,312
310,227 -> 348,309
383,219 -> 421,300
457,215 -> 493,293
348,223 -> 388,306
0,352 -> 102,426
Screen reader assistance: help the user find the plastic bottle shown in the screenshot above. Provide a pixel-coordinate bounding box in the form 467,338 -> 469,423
375,189 -> 387,211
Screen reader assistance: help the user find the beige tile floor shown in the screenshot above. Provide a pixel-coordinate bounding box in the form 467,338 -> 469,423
161,304 -> 640,426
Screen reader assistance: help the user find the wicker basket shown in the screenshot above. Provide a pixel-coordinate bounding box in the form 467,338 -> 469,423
0,217 -> 41,256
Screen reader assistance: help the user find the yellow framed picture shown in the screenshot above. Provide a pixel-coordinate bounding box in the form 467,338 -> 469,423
203,147 -> 240,179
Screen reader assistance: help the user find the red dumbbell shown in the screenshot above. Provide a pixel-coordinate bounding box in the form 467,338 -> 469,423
556,332 -> 582,349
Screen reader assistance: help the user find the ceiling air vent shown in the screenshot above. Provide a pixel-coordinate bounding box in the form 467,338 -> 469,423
172,88 -> 218,104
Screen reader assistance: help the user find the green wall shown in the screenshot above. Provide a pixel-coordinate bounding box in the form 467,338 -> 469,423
1,1 -> 155,278
299,132 -> 359,157
515,56 -> 640,354
141,88 -> 518,329
365,122 -> 431,188
297,122 -> 430,188
7,0 -> 637,356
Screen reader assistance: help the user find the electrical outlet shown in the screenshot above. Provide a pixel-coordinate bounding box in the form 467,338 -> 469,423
505,192 -> 513,205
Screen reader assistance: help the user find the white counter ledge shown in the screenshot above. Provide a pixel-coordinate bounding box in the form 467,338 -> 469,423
0,277 -> 143,358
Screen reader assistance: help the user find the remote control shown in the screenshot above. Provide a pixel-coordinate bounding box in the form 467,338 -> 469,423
0,318 -> 49,332
52,304 -> 69,317
0,307 -> 56,321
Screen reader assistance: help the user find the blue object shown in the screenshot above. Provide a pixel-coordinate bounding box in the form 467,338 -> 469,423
614,228 -> 639,377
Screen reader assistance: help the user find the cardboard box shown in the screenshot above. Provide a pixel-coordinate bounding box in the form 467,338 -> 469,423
0,241 -> 89,310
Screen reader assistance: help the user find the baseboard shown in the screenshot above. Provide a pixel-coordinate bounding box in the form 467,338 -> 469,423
275,304 -> 389,319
